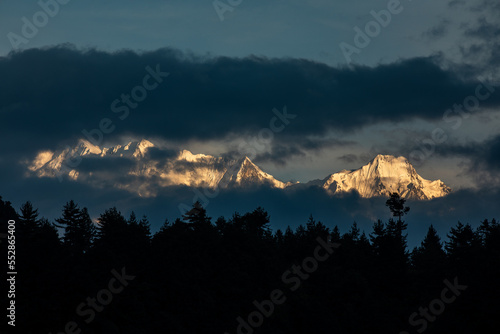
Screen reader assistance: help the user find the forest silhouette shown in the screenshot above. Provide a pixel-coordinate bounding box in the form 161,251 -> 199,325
0,194 -> 499,334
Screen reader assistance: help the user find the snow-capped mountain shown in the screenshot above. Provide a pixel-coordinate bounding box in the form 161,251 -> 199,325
27,139 -> 155,180
28,139 -> 291,195
27,140 -> 451,199
312,154 -> 451,200
144,149 -> 293,189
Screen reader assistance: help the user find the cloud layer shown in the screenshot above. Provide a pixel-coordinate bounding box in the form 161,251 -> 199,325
1,46 -> 499,161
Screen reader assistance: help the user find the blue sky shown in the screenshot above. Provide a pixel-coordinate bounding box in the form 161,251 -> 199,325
0,0 -> 483,65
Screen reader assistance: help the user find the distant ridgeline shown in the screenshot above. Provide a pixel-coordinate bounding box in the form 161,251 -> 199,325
27,139 -> 450,200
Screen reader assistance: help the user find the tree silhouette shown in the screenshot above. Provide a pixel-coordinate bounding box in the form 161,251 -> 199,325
411,225 -> 446,280
0,197 -> 17,244
243,207 -> 272,239
182,201 -> 212,228
2,193 -> 500,333
18,201 -> 40,236
385,192 -> 410,222
0,196 -> 17,221
95,206 -> 130,257
77,207 -> 96,253
128,212 -> 151,248
56,200 -> 96,255
445,222 -> 482,270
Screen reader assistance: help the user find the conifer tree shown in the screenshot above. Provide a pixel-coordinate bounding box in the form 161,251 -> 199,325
56,201 -> 95,255
331,225 -> 341,242
411,225 -> 446,273
77,207 -> 96,253
385,192 -> 410,222
56,200 -> 80,244
182,201 -> 212,228
96,207 -> 128,251
445,222 -> 481,263
19,201 -> 40,236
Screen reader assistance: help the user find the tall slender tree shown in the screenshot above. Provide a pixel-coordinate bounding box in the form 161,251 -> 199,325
19,201 -> 40,236
56,201 -> 95,255
77,207 -> 96,253
385,192 -> 410,222
411,225 -> 446,274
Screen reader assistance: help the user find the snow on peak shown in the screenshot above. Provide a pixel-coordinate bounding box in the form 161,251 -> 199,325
321,154 -> 450,200
178,150 -> 214,162
28,151 -> 54,172
241,156 -> 257,168
131,139 -> 154,158
69,139 -> 155,158
233,156 -> 288,189
26,143 -> 450,200
364,154 -> 414,179
77,139 -> 102,155
369,154 -> 409,167
137,139 -> 154,149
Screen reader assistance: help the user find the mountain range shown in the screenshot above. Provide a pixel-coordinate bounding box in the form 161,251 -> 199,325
27,139 -> 451,199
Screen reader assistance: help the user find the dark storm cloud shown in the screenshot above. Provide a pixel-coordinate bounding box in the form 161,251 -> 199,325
436,135 -> 500,171
464,17 -> 500,39
253,145 -> 305,166
448,0 -> 500,67
252,137 -> 354,166
337,154 -> 358,164
171,159 -> 226,173
435,135 -> 500,186
448,0 -> 500,12
422,19 -> 451,40
144,147 -> 178,161
2,45 -> 500,162
463,17 -> 500,66
470,0 -> 500,13
448,0 -> 466,8
76,156 -> 136,173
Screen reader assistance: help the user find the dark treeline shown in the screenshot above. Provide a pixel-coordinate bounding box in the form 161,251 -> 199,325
0,194 -> 499,334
